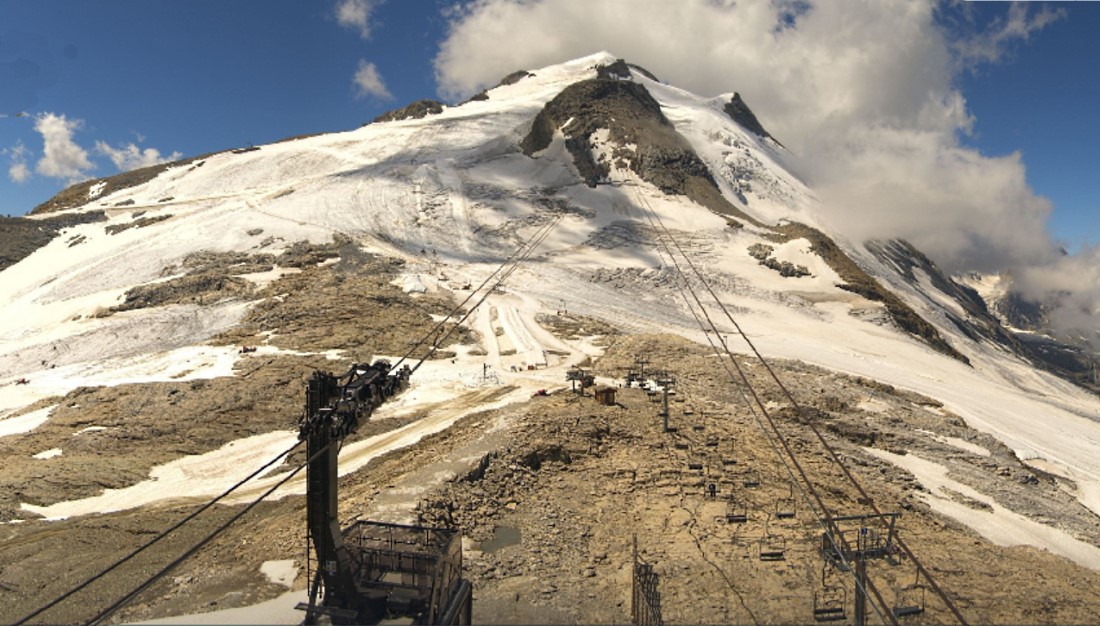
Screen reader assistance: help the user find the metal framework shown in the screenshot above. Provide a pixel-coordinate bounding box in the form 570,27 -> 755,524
814,564 -> 848,623
340,521 -> 472,624
819,513 -> 901,626
631,537 -> 664,626
566,367 -> 595,394
297,362 -> 471,625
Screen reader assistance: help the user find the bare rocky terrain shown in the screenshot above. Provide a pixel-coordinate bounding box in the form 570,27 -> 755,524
4,319 -> 1100,624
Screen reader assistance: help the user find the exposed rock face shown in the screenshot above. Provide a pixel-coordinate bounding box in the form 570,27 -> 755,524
777,225 -> 969,364
994,289 -> 1047,330
110,274 -> 255,314
521,73 -> 756,223
106,238 -> 362,317
458,70 -> 537,105
724,92 -> 776,143
868,239 -> 1098,390
0,211 -> 107,272
627,63 -> 659,81
747,243 -> 811,277
371,99 -> 446,124
104,213 -> 172,235
867,239 -> 1019,350
595,59 -> 632,80
496,70 -> 534,87
30,157 -> 212,215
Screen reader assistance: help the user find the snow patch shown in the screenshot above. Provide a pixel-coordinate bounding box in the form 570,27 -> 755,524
0,405 -> 55,438
913,268 -> 965,318
260,559 -> 298,588
401,273 -> 428,294
20,430 -> 297,519
137,590 -> 307,625
32,448 -> 62,460
865,447 -> 1100,570
857,398 -> 891,414
236,266 -> 301,288
916,429 -> 991,457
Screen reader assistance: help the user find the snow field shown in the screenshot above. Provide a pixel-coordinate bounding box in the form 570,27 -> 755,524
866,447 -> 1100,571
0,405 -> 55,438
20,430 -> 298,520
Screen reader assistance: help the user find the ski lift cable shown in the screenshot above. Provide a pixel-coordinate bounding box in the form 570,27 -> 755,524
77,183 -> 573,624
16,183 -> 572,623
628,185 -> 894,626
637,197 -> 765,625
408,212 -> 564,376
658,224 -> 967,624
390,215 -> 556,371
637,188 -> 966,625
14,439 -> 303,626
391,184 -> 580,373
82,439 -> 335,626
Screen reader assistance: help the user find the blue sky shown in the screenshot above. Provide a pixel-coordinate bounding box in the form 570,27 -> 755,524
0,0 -> 450,216
955,3 -> 1100,253
2,0 -> 1097,255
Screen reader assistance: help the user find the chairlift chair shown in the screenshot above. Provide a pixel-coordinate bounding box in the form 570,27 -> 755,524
758,515 -> 786,561
893,570 -> 926,618
725,496 -> 748,524
759,534 -> 786,561
776,482 -> 797,519
742,469 -> 761,489
813,564 -> 847,622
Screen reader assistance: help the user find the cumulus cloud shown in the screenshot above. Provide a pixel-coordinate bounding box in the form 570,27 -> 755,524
9,161 -> 30,184
5,142 -> 31,183
433,0 -> 1098,338
353,60 -> 392,99
33,112 -> 92,182
95,140 -> 182,172
433,1 -> 1061,265
1017,247 -> 1100,347
336,0 -> 380,39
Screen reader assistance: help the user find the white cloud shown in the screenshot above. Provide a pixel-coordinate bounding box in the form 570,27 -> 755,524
9,162 -> 30,183
5,142 -> 31,184
95,140 -> 182,172
336,0 -> 379,39
952,2 -> 1066,65
1016,246 -> 1100,347
434,0 -> 1096,344
433,0 -> 1066,272
353,60 -> 392,99
33,112 -> 93,182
